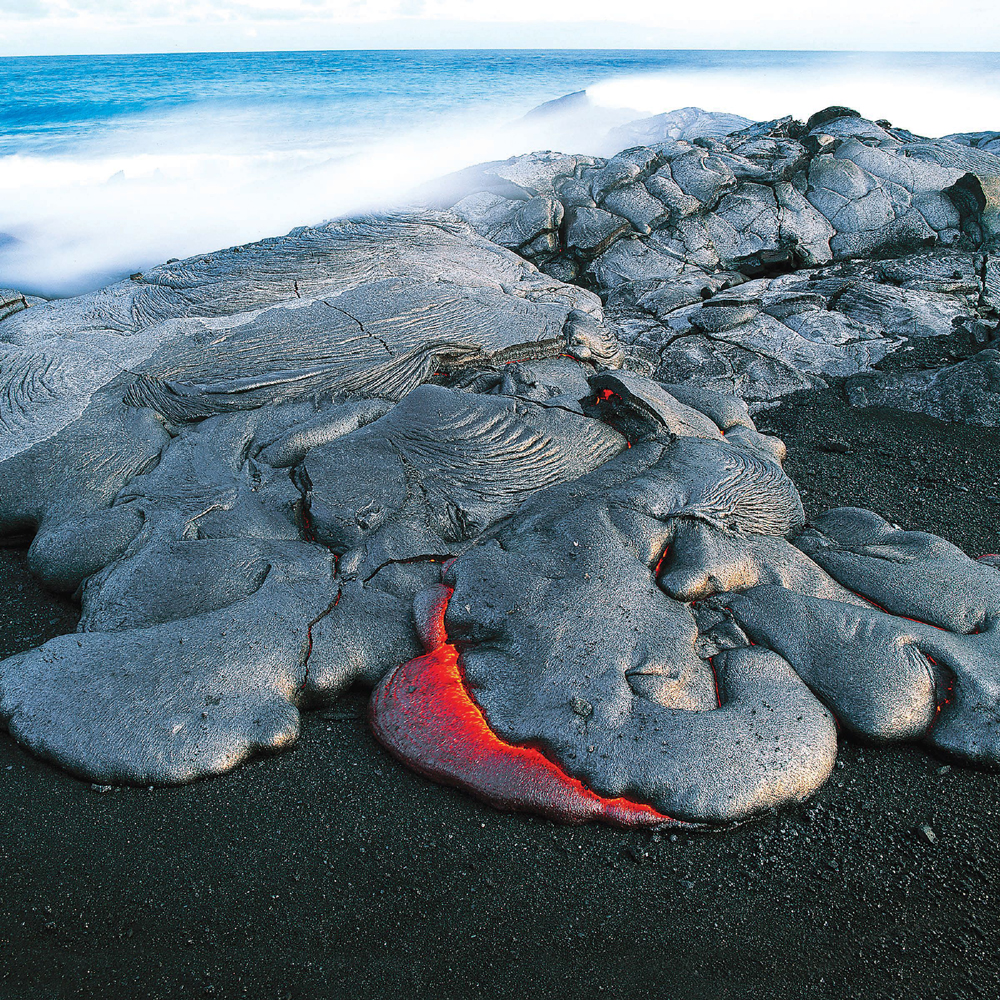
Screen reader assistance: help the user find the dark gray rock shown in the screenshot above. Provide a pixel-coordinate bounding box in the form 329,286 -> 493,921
2,110 -> 1000,828
0,547 -> 335,785
452,192 -> 564,253
0,213 -> 629,789
0,288 -> 44,322
368,375 -> 996,824
0,212 -> 620,548
845,349 -> 1000,426
945,131 -> 1000,156
430,424 -> 831,823
605,107 -> 754,150
725,584 -> 940,742
564,206 -> 631,254
300,383 -> 625,577
794,507 -> 1000,633
787,508 -> 1000,765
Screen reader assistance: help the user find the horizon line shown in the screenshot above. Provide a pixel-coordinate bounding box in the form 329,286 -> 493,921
4,46 -> 1000,58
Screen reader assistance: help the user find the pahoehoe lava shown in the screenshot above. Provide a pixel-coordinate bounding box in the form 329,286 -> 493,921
1,106 -> 999,826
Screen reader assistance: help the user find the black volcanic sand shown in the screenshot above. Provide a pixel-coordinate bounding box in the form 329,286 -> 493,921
2,390 -> 1000,1000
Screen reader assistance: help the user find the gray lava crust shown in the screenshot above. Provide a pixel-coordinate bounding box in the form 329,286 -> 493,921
428,107 -> 1000,423
1,106 -> 999,826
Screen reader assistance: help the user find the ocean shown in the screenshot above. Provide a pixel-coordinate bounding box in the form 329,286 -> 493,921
2,49 -> 997,297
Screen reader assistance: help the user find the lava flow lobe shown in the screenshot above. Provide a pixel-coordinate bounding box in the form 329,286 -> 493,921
370,585 -> 681,828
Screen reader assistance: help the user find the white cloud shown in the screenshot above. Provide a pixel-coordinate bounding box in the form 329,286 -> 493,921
0,0 -> 996,53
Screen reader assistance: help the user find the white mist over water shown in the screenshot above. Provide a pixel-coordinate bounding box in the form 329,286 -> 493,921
0,103 -> 623,298
588,63 -> 997,138
1,59 -> 996,299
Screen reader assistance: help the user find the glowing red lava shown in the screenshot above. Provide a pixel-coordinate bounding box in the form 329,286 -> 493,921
652,545 -> 670,578
370,585 -> 680,827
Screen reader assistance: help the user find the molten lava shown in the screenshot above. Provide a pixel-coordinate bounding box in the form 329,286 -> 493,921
370,585 -> 680,827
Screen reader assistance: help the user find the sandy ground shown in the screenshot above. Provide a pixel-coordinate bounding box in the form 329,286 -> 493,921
1,388 -> 999,1000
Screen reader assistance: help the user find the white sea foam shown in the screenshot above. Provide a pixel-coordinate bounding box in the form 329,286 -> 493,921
0,103 -> 622,297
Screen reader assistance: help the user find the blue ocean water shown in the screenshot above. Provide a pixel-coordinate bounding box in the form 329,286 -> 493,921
2,49 -> 998,296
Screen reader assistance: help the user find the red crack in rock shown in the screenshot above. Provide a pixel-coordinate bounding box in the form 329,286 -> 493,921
300,587 -> 343,692
369,584 -> 681,828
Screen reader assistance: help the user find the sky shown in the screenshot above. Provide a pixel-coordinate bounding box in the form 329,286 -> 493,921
1,0 -> 997,56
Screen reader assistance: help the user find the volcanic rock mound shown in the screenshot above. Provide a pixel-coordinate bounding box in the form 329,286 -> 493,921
1,109 -> 999,827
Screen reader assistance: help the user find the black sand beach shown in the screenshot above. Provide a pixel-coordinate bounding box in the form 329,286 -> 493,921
1,388 -> 998,1000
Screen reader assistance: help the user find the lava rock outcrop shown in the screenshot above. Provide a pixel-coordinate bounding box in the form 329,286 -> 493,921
427,108 -> 1000,421
1,107 -> 999,827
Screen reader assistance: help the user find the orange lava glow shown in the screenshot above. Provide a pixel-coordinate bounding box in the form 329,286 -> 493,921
708,657 -> 723,709
370,585 -> 681,828
652,545 -> 670,578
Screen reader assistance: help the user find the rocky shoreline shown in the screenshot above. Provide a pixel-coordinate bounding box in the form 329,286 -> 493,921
2,388 -> 999,999
426,105 -> 1000,423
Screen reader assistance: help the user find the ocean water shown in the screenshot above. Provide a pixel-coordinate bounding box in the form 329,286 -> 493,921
2,49 -> 998,297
